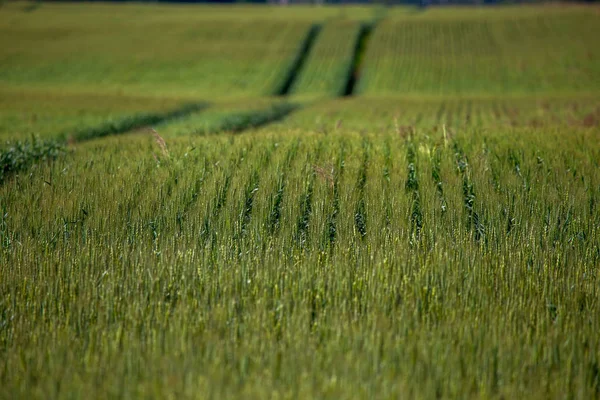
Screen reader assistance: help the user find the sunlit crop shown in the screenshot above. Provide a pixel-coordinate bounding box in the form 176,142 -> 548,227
1,3 -> 599,399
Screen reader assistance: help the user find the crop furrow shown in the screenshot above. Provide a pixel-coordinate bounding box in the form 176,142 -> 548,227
383,138 -> 393,228
294,144 -> 323,248
197,103 -> 299,135
178,158 -> 210,217
325,141 -> 346,246
431,146 -> 448,215
200,146 -> 251,241
343,23 -> 376,97
295,171 -> 315,249
405,142 -> 423,242
238,144 -> 278,238
274,24 -> 322,96
268,140 -> 300,235
239,171 -> 260,237
354,139 -> 370,238
454,142 -> 485,242
67,103 -> 208,142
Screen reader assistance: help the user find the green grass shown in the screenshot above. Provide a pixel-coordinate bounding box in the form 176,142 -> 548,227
0,2 -> 387,99
153,100 -> 298,137
360,7 -> 600,96
0,89 -> 192,141
290,20 -> 363,98
0,3 -> 315,98
271,96 -> 600,132
1,126 -> 599,398
1,3 -> 600,399
0,135 -> 65,184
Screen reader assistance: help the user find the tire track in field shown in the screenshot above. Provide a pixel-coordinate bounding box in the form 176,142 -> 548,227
162,22 -> 321,134
66,102 -> 209,142
47,14 -> 384,146
51,19 -> 314,145
0,103 -> 210,187
64,16 -> 377,142
189,102 -> 299,135
274,24 -> 322,96
61,23 -> 319,142
342,21 -> 378,97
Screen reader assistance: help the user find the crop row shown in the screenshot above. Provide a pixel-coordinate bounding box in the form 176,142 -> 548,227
3,128 -> 597,262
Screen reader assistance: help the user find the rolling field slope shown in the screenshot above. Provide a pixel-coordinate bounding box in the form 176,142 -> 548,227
0,3 -> 322,98
1,2 -> 600,399
0,88 -> 195,141
273,96 -> 600,132
290,20 -> 363,98
359,7 -> 600,95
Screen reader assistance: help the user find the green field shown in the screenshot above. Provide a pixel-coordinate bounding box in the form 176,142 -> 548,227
290,20 -> 363,98
360,7 -> 600,95
1,2 -> 600,399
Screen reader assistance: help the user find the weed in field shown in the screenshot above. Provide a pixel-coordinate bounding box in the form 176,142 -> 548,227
0,136 -> 65,185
